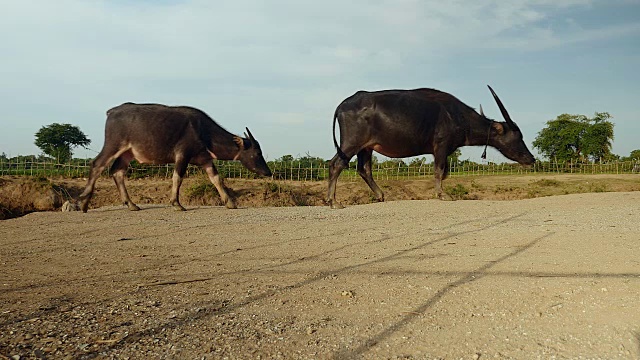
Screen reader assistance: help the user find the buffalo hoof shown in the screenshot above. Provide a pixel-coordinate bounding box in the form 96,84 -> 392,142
225,201 -> 237,209
127,204 -> 141,211
330,202 -> 345,210
61,201 -> 80,212
170,201 -> 185,211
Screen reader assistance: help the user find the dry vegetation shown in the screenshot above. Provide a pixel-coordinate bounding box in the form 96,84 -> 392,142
1,173 -> 638,220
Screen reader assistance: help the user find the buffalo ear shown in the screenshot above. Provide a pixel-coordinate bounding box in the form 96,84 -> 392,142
234,136 -> 245,150
492,122 -> 504,135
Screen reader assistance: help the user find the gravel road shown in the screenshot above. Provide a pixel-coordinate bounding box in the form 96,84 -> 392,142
1,192 -> 639,359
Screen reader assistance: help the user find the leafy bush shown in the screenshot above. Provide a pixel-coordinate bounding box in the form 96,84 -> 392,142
445,184 -> 469,200
185,179 -> 221,201
262,181 -> 316,206
494,185 -> 519,194
533,179 -> 561,187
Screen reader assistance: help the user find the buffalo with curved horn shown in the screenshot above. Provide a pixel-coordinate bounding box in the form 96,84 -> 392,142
327,86 -> 535,209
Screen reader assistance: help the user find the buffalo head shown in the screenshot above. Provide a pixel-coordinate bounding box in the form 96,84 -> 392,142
486,86 -> 535,165
234,128 -> 272,177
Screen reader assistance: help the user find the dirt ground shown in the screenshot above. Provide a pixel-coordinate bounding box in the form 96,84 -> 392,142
1,181 -> 640,359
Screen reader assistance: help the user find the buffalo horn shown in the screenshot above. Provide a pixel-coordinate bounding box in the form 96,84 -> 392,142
487,85 -> 516,128
245,127 -> 256,142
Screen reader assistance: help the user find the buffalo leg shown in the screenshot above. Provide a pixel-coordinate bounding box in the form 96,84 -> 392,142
326,153 -> 352,209
433,153 -> 450,200
202,163 -> 237,209
110,154 -> 140,211
169,158 -> 189,211
78,149 -> 119,212
357,149 -> 384,202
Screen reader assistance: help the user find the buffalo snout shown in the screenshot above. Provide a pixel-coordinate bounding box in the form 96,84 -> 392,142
257,166 -> 272,177
519,153 -> 536,166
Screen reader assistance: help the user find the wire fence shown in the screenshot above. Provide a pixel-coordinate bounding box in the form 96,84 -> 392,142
1,157 -> 639,181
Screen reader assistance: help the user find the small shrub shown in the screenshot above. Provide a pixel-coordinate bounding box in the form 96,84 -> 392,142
262,181 -> 315,206
589,183 -> 608,193
470,180 -> 484,190
533,179 -> 560,187
33,176 -> 50,184
186,179 -> 219,199
494,185 -> 518,194
264,181 -> 281,194
291,191 -> 314,206
445,183 -> 469,200
527,189 -> 540,198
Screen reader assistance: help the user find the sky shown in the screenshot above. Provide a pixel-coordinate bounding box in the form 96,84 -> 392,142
1,0 -> 639,163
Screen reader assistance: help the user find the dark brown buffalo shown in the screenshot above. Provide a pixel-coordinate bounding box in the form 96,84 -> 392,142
327,86 -> 535,209
78,103 -> 272,212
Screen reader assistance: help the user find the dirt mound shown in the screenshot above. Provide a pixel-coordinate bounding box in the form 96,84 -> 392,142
0,177 -> 332,219
0,177 -> 80,220
1,174 -> 638,219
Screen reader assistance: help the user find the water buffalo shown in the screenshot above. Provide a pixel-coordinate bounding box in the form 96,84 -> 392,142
327,86 -> 535,209
78,103 -> 272,212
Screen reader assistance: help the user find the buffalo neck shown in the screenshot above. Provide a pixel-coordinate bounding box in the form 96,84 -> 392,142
465,113 -> 494,147
205,125 -> 242,161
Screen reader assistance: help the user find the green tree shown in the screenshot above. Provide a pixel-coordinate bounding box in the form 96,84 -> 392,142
409,156 -> 428,167
297,154 -> 325,168
581,112 -> 614,162
447,149 -> 462,165
532,114 -> 587,161
532,112 -> 614,162
621,149 -> 640,162
34,123 -> 90,163
348,154 -> 379,168
278,154 -> 294,162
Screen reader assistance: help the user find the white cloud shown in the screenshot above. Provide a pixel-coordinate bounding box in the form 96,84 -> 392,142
1,0 -> 627,84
